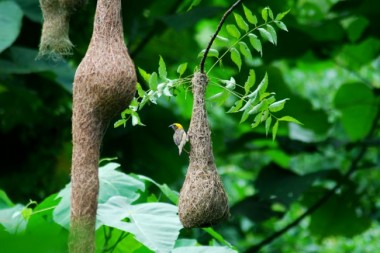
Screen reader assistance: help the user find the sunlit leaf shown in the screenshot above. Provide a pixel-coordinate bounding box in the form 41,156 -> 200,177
258,28 -> 274,44
275,9 -> 290,21
222,77 -> 236,90
149,72 -> 158,90
261,7 -> 268,23
239,41 -> 252,60
269,98 -> 289,112
226,24 -> 241,39
244,69 -> 256,95
251,111 -> 263,128
234,13 -> 249,32
98,196 -> 182,253
216,35 -> 230,45
230,47 -> 242,71
243,4 -> 257,25
274,21 -> 288,32
138,68 -> 151,84
198,48 -> 219,58
159,56 -> 167,80
257,72 -> 268,96
278,115 -> 303,125
136,83 -> 145,98
266,24 -> 277,45
227,99 -> 244,113
248,33 -> 262,56
177,63 -> 188,76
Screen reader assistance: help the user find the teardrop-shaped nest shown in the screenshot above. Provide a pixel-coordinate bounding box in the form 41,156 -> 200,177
178,72 -> 230,228
179,163 -> 230,228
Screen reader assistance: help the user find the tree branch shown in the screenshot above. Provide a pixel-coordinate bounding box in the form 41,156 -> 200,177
246,110 -> 380,253
199,0 -> 244,73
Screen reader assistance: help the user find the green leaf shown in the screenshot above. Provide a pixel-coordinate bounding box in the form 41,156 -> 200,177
177,63 -> 188,76
131,111 -> 145,126
230,47 -> 242,71
198,48 -> 219,58
137,175 -> 180,204
269,98 -> 289,112
114,119 -> 126,128
341,16 -> 369,43
238,42 -> 252,60
136,83 -> 145,98
0,204 -> 27,234
261,7 -> 268,23
274,21 -> 288,32
226,24 -> 241,39
234,13 -> 249,32
278,116 -> 303,125
244,69 -> 256,95
265,116 -> 272,136
275,9 -> 290,21
266,24 -> 277,45
272,120 -> 279,140
258,28 -> 274,44
257,73 -> 268,96
0,1 -> 23,53
53,163 -> 145,229
138,68 -> 151,83
227,99 -> 244,113
251,111 -> 263,128
248,33 -> 262,56
97,196 -> 182,253
216,35 -> 230,45
202,227 -> 237,250
333,82 -> 377,141
240,107 -> 250,123
267,7 -> 274,20
149,72 -> 158,90
243,4 -> 257,25
159,56 -> 167,80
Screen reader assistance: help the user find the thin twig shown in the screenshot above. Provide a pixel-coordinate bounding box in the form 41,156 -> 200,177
199,0 -> 244,73
246,110 -> 380,253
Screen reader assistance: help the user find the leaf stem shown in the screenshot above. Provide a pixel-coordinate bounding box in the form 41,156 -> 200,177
200,0 -> 244,73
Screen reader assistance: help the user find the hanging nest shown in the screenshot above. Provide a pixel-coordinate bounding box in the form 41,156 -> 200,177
178,72 -> 230,228
38,0 -> 87,59
70,0 -> 136,252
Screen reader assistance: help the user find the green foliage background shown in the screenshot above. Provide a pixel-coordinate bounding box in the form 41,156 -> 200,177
0,0 -> 380,252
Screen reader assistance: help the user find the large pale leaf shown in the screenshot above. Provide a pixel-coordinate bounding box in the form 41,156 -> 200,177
97,196 -> 182,253
53,162 -> 145,229
0,1 -> 23,53
0,204 -> 27,234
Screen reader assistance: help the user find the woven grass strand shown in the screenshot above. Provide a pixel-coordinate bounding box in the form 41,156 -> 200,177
69,0 -> 136,252
178,72 -> 230,228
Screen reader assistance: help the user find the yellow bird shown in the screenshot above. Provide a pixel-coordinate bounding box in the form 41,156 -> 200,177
169,123 -> 189,155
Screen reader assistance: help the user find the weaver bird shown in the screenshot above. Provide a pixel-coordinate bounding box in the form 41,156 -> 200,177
169,123 -> 189,155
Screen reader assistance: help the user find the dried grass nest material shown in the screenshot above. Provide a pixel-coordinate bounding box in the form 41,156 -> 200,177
38,0 -> 88,59
178,72 -> 230,228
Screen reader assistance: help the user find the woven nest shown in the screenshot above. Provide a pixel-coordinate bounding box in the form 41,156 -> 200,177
178,72 -> 230,228
38,0 -> 87,59
70,0 -> 136,252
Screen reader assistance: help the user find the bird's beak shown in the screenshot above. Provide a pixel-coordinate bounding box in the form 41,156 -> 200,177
169,124 -> 174,129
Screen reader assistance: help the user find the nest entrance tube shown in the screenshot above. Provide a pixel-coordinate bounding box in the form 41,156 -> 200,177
178,72 -> 230,228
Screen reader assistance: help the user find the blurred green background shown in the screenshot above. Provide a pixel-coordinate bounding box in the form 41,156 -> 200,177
0,0 -> 380,252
